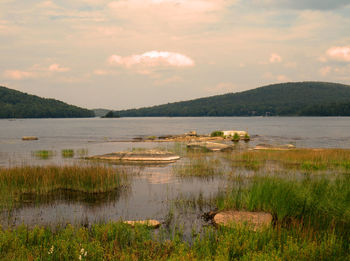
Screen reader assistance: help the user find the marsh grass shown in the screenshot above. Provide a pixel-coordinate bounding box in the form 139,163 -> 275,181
173,155 -> 224,177
0,165 -> 130,209
216,175 -> 350,240
32,150 -> 55,160
61,149 -> 74,158
225,148 -> 350,171
0,221 -> 348,260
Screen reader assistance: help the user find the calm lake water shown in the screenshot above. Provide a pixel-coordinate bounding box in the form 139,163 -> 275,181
0,117 -> 349,231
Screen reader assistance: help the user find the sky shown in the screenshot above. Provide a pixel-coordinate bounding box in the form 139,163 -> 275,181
0,0 -> 350,109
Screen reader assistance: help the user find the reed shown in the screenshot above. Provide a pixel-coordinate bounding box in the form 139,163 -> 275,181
0,165 -> 130,209
173,156 -> 223,177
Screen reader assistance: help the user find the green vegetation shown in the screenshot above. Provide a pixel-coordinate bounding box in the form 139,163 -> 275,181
0,220 -> 347,260
0,165 -> 129,209
114,82 -> 350,116
0,86 -> 94,118
32,150 -> 55,159
210,130 -> 224,137
1,148 -> 350,259
232,132 -> 240,142
225,149 -> 350,171
61,149 -> 74,158
102,111 -> 120,118
92,108 -> 110,117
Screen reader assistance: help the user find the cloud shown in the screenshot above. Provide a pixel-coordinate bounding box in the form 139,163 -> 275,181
326,46 -> 350,62
250,0 -> 350,10
3,70 -> 36,80
269,53 -> 282,63
263,72 -> 290,82
109,51 -> 195,68
3,63 -> 70,80
320,66 -> 332,76
48,63 -> 70,72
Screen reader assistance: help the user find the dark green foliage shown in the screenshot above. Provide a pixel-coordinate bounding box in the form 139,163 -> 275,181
0,86 -> 94,118
210,130 -> 224,137
102,111 -> 120,118
115,82 -> 350,116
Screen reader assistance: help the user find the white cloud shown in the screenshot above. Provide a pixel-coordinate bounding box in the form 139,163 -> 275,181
109,51 -> 195,68
3,63 -> 70,80
269,53 -> 282,63
48,64 -> 70,72
320,66 -> 332,76
3,70 -> 36,80
326,46 -> 350,62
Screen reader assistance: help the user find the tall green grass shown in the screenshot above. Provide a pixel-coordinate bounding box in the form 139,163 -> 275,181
216,175 -> 350,239
0,221 -> 347,260
0,165 -> 130,209
225,149 -> 350,171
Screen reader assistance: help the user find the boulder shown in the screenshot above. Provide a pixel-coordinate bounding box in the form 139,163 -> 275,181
22,136 -> 38,141
124,220 -> 160,228
187,141 -> 232,152
213,211 -> 272,230
89,149 -> 180,163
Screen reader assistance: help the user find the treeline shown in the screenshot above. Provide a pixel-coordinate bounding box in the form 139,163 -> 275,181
0,86 -> 94,118
115,82 -> 350,117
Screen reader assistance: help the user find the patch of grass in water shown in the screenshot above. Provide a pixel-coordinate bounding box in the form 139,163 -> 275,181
173,156 -> 223,177
32,150 -> 55,160
0,164 -> 130,209
61,149 -> 74,158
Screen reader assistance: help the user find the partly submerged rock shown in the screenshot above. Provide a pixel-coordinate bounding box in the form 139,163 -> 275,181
124,220 -> 160,228
254,143 -> 296,151
187,141 -> 232,152
22,136 -> 38,141
213,211 -> 272,230
222,130 -> 248,138
89,149 -> 180,163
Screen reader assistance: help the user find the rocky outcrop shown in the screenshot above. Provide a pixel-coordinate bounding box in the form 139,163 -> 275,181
22,136 -> 38,141
187,141 -> 232,152
124,220 -> 160,228
88,149 -> 180,163
254,144 -> 296,151
222,130 -> 248,138
213,211 -> 272,230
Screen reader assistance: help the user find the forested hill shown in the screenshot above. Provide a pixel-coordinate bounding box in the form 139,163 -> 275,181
0,86 -> 94,118
115,82 -> 350,117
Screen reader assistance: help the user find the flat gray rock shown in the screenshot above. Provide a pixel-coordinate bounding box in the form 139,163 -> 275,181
187,141 -> 232,152
89,149 -> 180,163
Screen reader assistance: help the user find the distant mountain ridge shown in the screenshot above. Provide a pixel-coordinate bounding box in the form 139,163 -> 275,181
0,86 -> 94,118
114,82 -> 350,117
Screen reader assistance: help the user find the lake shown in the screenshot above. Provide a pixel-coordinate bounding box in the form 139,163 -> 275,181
0,117 -> 349,232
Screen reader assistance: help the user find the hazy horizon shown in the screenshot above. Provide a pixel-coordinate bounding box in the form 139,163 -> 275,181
1,0 -> 349,109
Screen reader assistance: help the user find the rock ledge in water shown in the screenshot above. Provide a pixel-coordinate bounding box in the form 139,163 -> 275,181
254,144 -> 295,151
187,141 -> 232,152
89,149 -> 180,163
213,211 -> 272,230
22,136 -> 38,141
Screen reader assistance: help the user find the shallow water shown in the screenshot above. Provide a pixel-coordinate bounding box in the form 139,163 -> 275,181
0,117 -> 349,233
